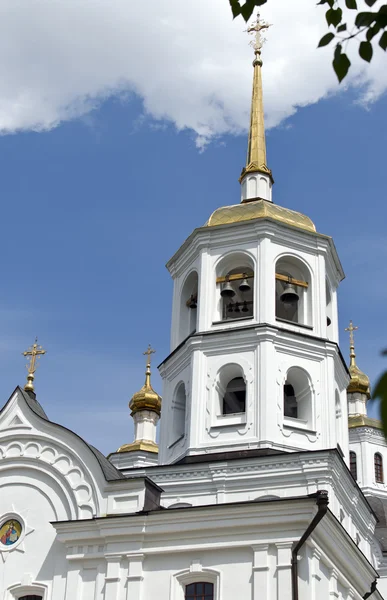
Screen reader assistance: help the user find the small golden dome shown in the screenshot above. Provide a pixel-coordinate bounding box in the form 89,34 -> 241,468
345,321 -> 371,399
129,345 -> 162,417
206,199 -> 316,233
348,363 -> 371,399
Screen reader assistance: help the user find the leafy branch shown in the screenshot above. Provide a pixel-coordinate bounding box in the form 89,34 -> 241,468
228,0 -> 387,82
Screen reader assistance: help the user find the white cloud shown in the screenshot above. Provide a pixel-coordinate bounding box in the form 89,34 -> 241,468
0,0 -> 386,145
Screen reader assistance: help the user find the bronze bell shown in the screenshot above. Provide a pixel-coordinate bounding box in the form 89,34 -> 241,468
242,301 -> 249,313
234,302 -> 241,313
327,316 -> 331,326
280,283 -> 299,304
239,274 -> 251,293
189,295 -> 197,309
220,278 -> 236,298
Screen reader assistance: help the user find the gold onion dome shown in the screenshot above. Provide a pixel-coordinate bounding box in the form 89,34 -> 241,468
206,199 -> 316,232
129,345 -> 162,416
345,321 -> 371,399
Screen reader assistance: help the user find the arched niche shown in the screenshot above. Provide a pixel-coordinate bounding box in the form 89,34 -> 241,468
171,382 -> 187,444
178,271 -> 198,345
215,252 -> 255,322
275,255 -> 312,327
283,367 -> 313,428
217,363 -> 246,416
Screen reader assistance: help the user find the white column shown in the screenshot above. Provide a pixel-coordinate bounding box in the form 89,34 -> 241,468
252,544 -> 270,600
276,542 -> 292,600
133,411 -> 159,444
125,553 -> 144,600
104,556 -> 121,600
64,564 -> 81,600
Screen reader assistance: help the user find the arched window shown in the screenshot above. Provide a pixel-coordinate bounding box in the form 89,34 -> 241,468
223,377 -> 246,415
326,280 -> 333,331
178,271 -> 198,344
350,451 -> 357,480
185,582 -> 214,600
215,253 -> 254,322
283,367 -> 313,427
284,383 -> 297,418
171,383 -> 186,444
375,453 -> 384,483
275,256 -> 311,326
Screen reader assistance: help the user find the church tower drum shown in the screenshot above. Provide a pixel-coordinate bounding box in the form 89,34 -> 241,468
158,14 -> 348,465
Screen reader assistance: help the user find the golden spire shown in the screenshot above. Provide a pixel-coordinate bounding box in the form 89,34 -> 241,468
240,12 -> 273,185
22,337 -> 46,392
345,321 -> 370,398
129,345 -> 162,417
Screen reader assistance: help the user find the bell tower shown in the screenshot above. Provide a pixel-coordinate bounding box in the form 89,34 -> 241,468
158,14 -> 349,465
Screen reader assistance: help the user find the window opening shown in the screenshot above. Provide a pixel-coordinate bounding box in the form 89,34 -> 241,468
219,269 -> 253,321
222,377 -> 246,415
349,451 -> 357,480
375,453 -> 384,483
275,260 -> 310,326
284,383 -> 297,418
19,597 -> 43,600
185,582 -> 214,600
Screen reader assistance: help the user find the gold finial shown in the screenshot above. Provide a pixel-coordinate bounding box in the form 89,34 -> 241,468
144,344 -> 155,386
345,320 -> 358,368
22,337 -> 46,392
344,321 -> 370,399
128,345 -> 161,417
240,12 -> 273,186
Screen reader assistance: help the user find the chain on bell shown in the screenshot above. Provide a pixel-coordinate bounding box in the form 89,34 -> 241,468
280,282 -> 299,304
239,274 -> 251,293
220,277 -> 236,298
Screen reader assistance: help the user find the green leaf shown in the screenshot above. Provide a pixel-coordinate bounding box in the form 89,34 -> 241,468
359,40 -> 373,61
318,0 -> 335,6
374,371 -> 387,440
333,47 -> 351,82
365,0 -> 378,5
326,7 -> 343,27
229,0 -> 241,18
355,11 -> 376,27
345,0 -> 357,9
337,23 -> 347,32
366,23 -> 381,41
318,32 -> 335,47
380,31 -> 387,50
375,6 -> 387,29
240,0 -> 257,21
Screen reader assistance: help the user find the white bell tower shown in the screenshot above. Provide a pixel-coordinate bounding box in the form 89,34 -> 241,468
158,14 -> 349,465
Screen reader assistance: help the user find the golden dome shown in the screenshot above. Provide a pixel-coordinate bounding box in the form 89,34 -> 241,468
129,346 -> 162,417
206,199 -> 316,233
345,321 -> 371,399
348,363 -> 371,399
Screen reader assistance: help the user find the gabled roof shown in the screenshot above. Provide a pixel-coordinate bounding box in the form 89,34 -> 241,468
1,386 -> 125,482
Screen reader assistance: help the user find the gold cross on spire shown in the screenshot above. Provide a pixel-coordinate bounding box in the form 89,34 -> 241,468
22,337 -> 46,392
345,320 -> 358,367
247,12 -> 272,55
143,344 -> 155,367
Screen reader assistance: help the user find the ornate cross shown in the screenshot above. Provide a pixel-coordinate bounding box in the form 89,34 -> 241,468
143,344 -> 156,367
345,320 -> 358,348
247,12 -> 272,52
22,338 -> 46,392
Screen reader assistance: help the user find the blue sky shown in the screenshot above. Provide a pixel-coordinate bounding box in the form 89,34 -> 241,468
0,6 -> 386,454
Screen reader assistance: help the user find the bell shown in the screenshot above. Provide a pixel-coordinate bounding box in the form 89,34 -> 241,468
234,302 -> 241,313
327,316 -> 331,326
227,302 -> 234,313
280,283 -> 299,304
242,301 -> 249,313
239,274 -> 251,293
220,279 -> 236,298
189,295 -> 197,309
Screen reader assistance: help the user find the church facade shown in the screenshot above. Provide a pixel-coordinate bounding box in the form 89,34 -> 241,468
1,14 -> 386,600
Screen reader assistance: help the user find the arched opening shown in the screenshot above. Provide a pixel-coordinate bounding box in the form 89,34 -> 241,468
171,383 -> 186,444
216,253 -> 254,322
283,367 -> 313,427
185,582 -> 214,600
178,271 -> 198,344
275,256 -> 311,326
350,451 -> 357,480
19,597 -> 43,600
217,364 -> 247,416
375,453 -> 384,483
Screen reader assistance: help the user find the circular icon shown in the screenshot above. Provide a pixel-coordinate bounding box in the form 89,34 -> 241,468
0,519 -> 22,547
